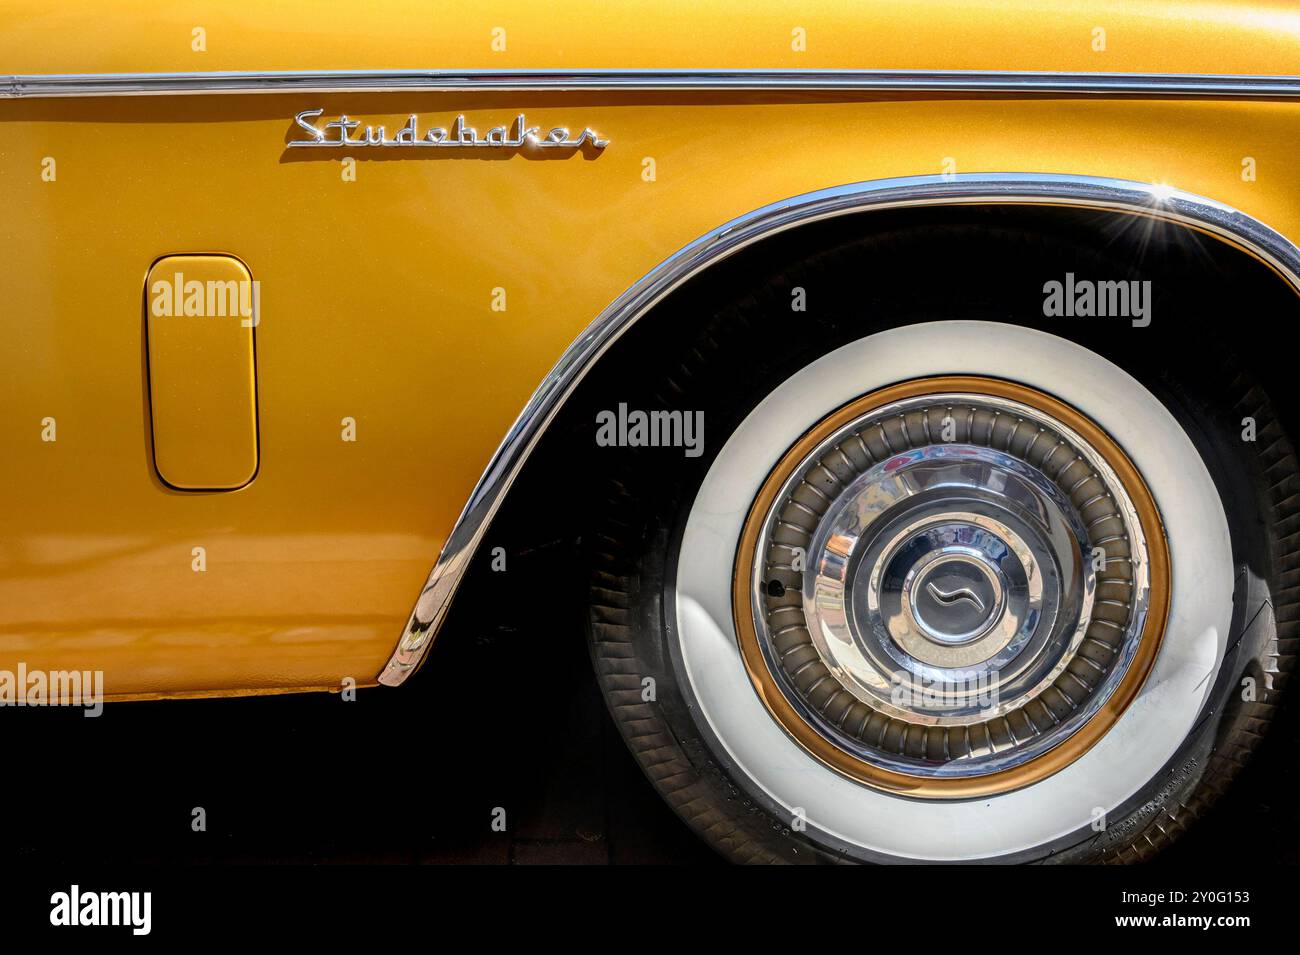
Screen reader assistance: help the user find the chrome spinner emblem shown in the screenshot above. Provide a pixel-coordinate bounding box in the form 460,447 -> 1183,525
287,108 -> 609,151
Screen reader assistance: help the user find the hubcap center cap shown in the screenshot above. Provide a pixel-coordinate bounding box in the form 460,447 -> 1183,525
861,507 -> 1049,677
908,550 -> 1002,645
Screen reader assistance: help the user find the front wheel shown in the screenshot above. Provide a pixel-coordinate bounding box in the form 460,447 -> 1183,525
586,293 -> 1294,863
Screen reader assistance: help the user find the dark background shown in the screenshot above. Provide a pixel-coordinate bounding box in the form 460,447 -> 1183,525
5,608 -> 715,865
5,597 -> 1296,865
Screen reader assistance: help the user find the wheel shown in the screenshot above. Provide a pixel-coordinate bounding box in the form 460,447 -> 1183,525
584,226 -> 1297,863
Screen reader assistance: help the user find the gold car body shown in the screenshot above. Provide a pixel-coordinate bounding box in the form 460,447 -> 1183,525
4,0 -> 1300,699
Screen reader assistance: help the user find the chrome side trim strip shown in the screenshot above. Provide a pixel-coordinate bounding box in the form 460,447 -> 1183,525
379,173 -> 1300,686
9,69 -> 1300,99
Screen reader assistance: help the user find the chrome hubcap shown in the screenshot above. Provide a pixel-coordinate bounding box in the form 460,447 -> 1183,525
749,390 -> 1154,782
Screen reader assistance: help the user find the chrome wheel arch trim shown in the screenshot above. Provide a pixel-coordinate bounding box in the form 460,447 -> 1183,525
378,171 -> 1300,686
9,69 -> 1300,99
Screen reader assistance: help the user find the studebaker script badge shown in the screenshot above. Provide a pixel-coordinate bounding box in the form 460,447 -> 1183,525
287,108 -> 609,151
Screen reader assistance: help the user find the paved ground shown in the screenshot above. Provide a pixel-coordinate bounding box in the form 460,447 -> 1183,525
5,612 -> 1295,865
